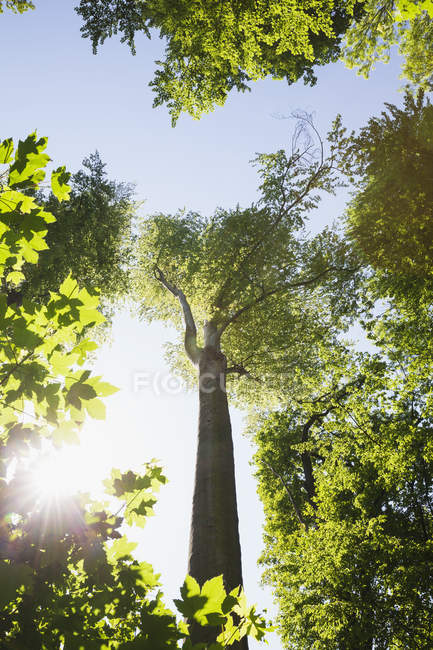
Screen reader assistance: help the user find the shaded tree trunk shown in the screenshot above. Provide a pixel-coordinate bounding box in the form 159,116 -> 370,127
188,326 -> 248,648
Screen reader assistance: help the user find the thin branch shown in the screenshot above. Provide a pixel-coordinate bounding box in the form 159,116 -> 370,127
218,265 -> 354,336
213,130 -> 328,311
225,362 -> 260,382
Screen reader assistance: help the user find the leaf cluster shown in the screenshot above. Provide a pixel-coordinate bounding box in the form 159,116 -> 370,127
338,92 -> 433,294
343,0 -> 433,90
0,0 -> 33,12
19,151 -> 137,318
255,323 -> 433,648
75,0 -> 364,124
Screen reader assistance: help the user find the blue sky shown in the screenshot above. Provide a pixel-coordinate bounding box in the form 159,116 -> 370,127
1,3 -> 408,648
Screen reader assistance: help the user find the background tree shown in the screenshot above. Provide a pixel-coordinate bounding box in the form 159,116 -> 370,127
343,0 -> 433,90
339,91 -> 433,280
75,0 -> 365,124
133,118 -> 360,645
10,151 -> 136,317
255,317 -> 433,649
253,94 -> 433,648
339,91 -> 433,355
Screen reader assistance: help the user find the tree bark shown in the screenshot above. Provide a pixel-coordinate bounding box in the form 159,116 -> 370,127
188,326 -> 248,648
153,271 -> 249,647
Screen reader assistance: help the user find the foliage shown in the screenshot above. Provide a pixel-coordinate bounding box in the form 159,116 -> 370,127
343,0 -> 433,89
337,92 -> 433,297
18,151 -> 136,313
253,95 -> 433,648
0,0 -> 33,12
75,0 -> 364,124
0,134 -> 270,648
134,116 -> 361,405
254,312 -> 433,648
177,575 -> 270,648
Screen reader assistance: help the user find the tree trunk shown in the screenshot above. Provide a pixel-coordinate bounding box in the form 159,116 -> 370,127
188,330 -> 248,648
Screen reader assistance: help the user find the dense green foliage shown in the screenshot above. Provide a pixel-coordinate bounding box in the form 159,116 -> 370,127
0,135 -> 270,648
10,151 -> 136,314
341,92 -> 433,279
134,117 -> 360,405
343,0 -> 433,89
255,326 -> 433,648
253,97 -> 433,648
75,0 -> 364,124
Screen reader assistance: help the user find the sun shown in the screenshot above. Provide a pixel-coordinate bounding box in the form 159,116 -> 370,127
29,431 -> 113,504
31,450 -> 80,502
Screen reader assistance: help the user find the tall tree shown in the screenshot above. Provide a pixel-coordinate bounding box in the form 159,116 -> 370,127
133,119 -> 359,645
75,0 -> 364,124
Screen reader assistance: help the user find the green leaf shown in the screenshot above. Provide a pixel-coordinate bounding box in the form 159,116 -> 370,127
0,137 -> 13,164
12,323 -> 43,348
79,306 -> 105,327
86,397 -> 106,420
9,132 -> 50,187
174,575 -> 207,621
6,270 -> 25,285
106,537 -> 138,563
92,380 -> 119,397
51,166 -> 71,202
59,274 -> 79,298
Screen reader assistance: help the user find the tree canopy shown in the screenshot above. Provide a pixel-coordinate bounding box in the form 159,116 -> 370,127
343,0 -> 433,90
253,96 -> 433,648
134,116 -> 360,406
75,0 -> 364,124
20,151 -> 136,312
255,331 -> 433,648
340,92 -> 433,280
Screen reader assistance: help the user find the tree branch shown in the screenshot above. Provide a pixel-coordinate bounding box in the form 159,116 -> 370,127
262,459 -> 307,528
218,265 -> 355,337
225,362 -> 260,381
299,375 -> 366,507
214,126 -> 328,311
154,266 -> 202,364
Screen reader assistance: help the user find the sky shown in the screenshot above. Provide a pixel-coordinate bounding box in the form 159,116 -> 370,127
1,3 -> 407,648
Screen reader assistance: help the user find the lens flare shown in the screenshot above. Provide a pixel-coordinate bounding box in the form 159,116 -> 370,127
28,432 -> 111,504
31,450 -> 79,502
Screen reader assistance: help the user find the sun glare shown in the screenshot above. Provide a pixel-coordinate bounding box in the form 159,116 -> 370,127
32,452 -> 79,502
29,431 -> 113,504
